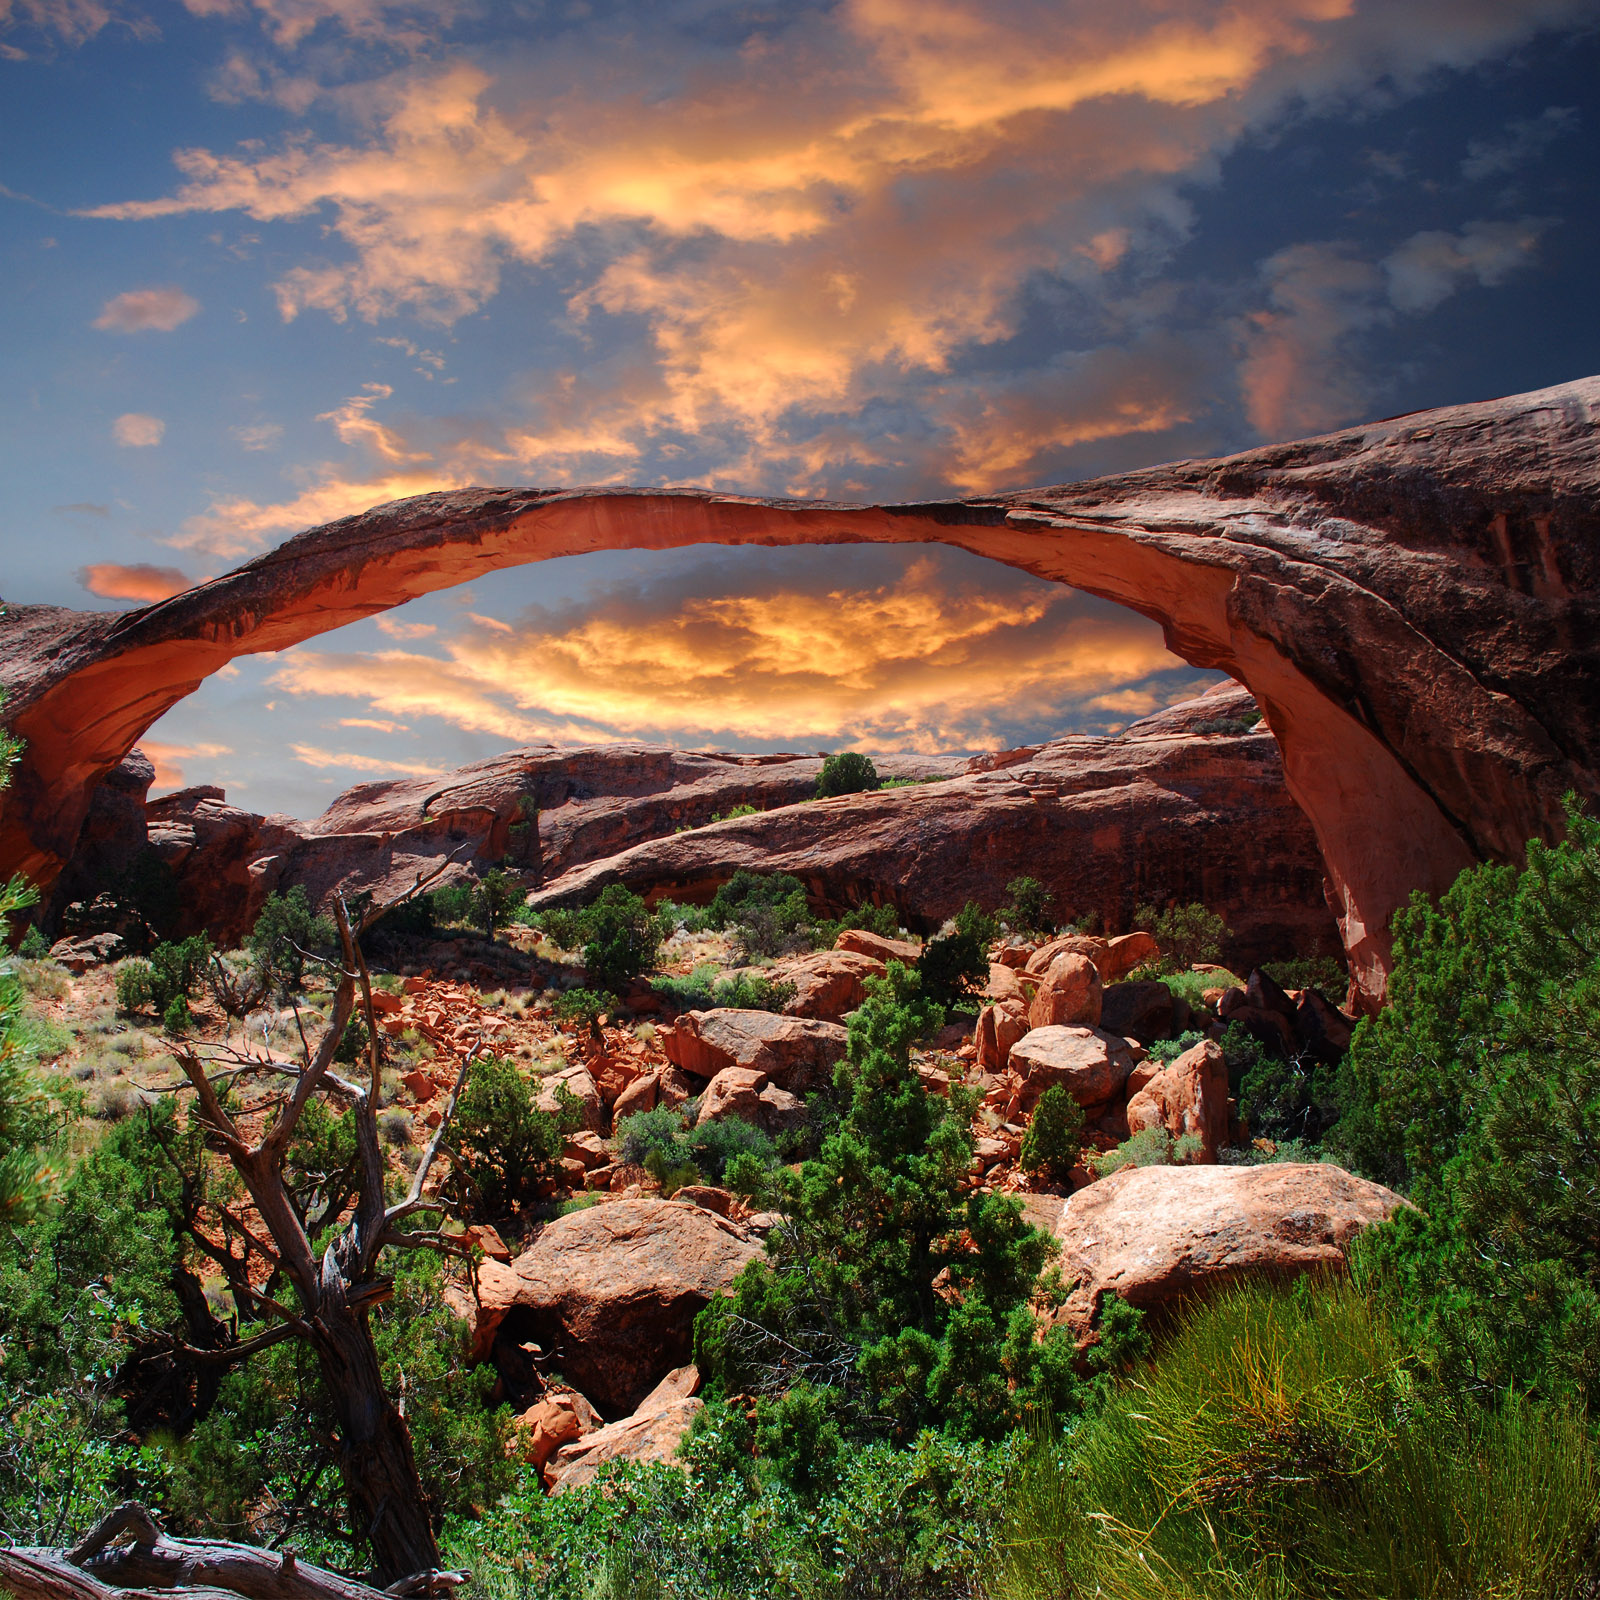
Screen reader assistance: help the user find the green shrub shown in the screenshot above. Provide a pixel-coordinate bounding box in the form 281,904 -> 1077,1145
574,885 -> 670,989
162,994 -> 191,1036
1335,795 -> 1600,1404
815,900 -> 903,943
552,987 -> 611,1040
1134,900 -> 1232,972
115,935 -> 213,1017
115,958 -> 155,1015
1088,1126 -> 1201,1176
617,1104 -> 779,1186
1146,1027 -> 1205,1066
918,902 -> 996,1010
815,751 -> 879,798
709,803 -> 759,822
245,887 -> 335,997
1001,876 -> 1053,937
16,925 -> 48,960
429,882 -> 475,928
1153,968 -> 1220,1013
651,968 -> 797,1013
1261,954 -> 1348,995
1018,1086 -> 1083,1184
447,1056 -> 579,1219
990,1277 -> 1600,1600
471,869 -> 524,938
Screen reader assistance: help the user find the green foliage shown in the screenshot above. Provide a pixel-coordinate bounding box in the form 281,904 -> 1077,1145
540,884 -> 673,988
429,881 -> 475,928
1337,796 -> 1600,1405
1134,900 -> 1232,972
918,902 -> 996,1010
1001,876 -> 1053,937
815,751 -> 880,798
616,1103 -> 780,1186
471,868 -> 523,938
115,935 -> 214,1017
1234,1027 -> 1342,1145
990,1277 -> 1600,1600
815,900 -> 903,943
687,870 -> 819,959
1153,967 -> 1221,1014
1192,710 -> 1262,735
162,993 -> 192,1035
16,924 -> 48,960
1146,1027 -> 1206,1066
1018,1085 -> 1083,1183
551,986 -> 611,1039
695,963 -> 1080,1462
1261,953 -> 1348,994
1088,1126 -> 1203,1176
710,802 -> 759,821
245,886 -> 336,997
448,1056 -> 579,1219
651,966 -> 797,1013
444,1422 -> 1011,1600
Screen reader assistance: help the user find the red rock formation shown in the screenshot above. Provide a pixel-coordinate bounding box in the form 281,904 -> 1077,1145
1052,1163 -> 1408,1341
527,686 -> 1342,973
5,377 -> 1599,1004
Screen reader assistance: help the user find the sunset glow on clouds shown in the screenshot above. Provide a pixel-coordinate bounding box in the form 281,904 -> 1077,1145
4,0 -> 1598,810
262,549 -> 1210,759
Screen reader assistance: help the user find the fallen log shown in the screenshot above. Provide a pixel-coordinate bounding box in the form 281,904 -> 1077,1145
0,1505 -> 469,1600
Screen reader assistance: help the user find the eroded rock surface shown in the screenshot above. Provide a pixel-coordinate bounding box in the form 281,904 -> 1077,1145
660,1008 -> 849,1091
1053,1163 -> 1408,1340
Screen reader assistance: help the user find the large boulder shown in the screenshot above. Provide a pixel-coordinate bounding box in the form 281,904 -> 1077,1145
775,948 -> 887,1021
975,999 -> 1030,1073
1100,980 -> 1175,1045
536,1063 -> 605,1134
661,1008 -> 848,1091
834,928 -> 919,964
469,1199 -> 760,1416
1124,1039 -> 1230,1161
1054,1163 -> 1408,1340
1027,951 -> 1102,1030
1008,1025 -> 1140,1110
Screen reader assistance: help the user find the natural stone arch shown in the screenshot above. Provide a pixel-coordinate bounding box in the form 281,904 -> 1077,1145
3,374 -> 1597,1007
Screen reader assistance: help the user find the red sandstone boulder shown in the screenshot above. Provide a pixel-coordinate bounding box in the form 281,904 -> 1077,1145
612,1071 -> 658,1119
661,1008 -> 848,1090
1102,932 -> 1160,981
695,1066 -> 768,1126
1100,980 -> 1175,1045
1027,952 -> 1102,1030
537,1063 -> 605,1133
975,999 -> 1030,1073
1124,1040 -> 1230,1161
834,929 -> 919,964
547,1365 -> 704,1493
471,1199 -> 759,1417
512,1390 -> 601,1475
1008,1026 -> 1140,1109
1054,1163 -> 1407,1341
772,949 -> 887,1021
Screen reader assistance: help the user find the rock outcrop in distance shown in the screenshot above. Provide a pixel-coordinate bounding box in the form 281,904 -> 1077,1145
4,376 -> 1598,1003
50,684 -> 1342,971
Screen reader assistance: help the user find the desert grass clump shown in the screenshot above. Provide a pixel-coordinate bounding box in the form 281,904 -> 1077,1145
990,1276 -> 1600,1600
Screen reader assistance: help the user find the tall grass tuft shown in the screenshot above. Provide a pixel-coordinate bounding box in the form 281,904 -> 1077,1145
990,1276 -> 1600,1600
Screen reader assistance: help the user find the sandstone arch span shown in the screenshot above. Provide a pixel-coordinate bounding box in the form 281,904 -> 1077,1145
3,375 -> 1598,1006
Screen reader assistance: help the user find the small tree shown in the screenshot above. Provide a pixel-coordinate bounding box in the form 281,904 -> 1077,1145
1019,1085 -> 1084,1184
816,752 -> 879,798
580,884 -> 671,989
471,868 -> 523,939
245,886 -> 336,997
919,902 -> 996,1009
447,1056 -> 578,1219
1002,876 -> 1054,936
1135,901 -> 1232,972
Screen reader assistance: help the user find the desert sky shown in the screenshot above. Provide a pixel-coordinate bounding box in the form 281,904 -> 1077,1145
3,0 -> 1598,815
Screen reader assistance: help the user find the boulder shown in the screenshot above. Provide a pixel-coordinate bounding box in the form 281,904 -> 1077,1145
1295,989 -> 1356,1064
1124,1040 -> 1230,1161
656,1064 -> 694,1108
1100,980 -> 1175,1045
470,1199 -> 759,1417
672,1186 -> 738,1217
1102,932 -> 1160,982
512,1390 -> 600,1474
661,1008 -> 848,1091
834,929 -> 919,964
1009,1026 -> 1140,1110
775,949 -> 887,1021
612,1071 -> 658,1119
975,999 -> 1030,1073
537,1064 -> 605,1133
1024,934 -> 1106,978
984,962 -> 1025,1003
1054,1163 -> 1408,1340
46,931 -> 124,972
1246,967 -> 1299,1024
547,1396 -> 704,1493
695,1066 -> 768,1127
1027,952 -> 1102,1030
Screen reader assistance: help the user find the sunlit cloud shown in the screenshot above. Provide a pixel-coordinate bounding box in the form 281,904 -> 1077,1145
266,550 -> 1211,755
374,615 -> 436,640
113,412 -> 166,446
338,716 -> 411,732
232,421 -> 283,450
289,742 -> 445,776
142,738 -> 233,792
181,0 -> 469,50
93,285 -> 200,332
84,0 -> 1581,510
78,560 -> 196,601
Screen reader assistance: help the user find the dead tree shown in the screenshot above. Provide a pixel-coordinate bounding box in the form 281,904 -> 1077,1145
0,1501 -> 466,1600
128,889 -> 478,1586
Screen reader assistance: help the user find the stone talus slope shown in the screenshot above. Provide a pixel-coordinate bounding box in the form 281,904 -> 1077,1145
4,376 -> 1597,1001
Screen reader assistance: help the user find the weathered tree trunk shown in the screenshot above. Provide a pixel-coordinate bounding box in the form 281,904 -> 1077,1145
312,1296 -> 440,1584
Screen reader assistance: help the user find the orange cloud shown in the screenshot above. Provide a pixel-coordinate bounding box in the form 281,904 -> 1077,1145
290,743 -> 445,776
140,738 -> 233,792
267,550 -> 1212,753
78,561 -> 196,601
